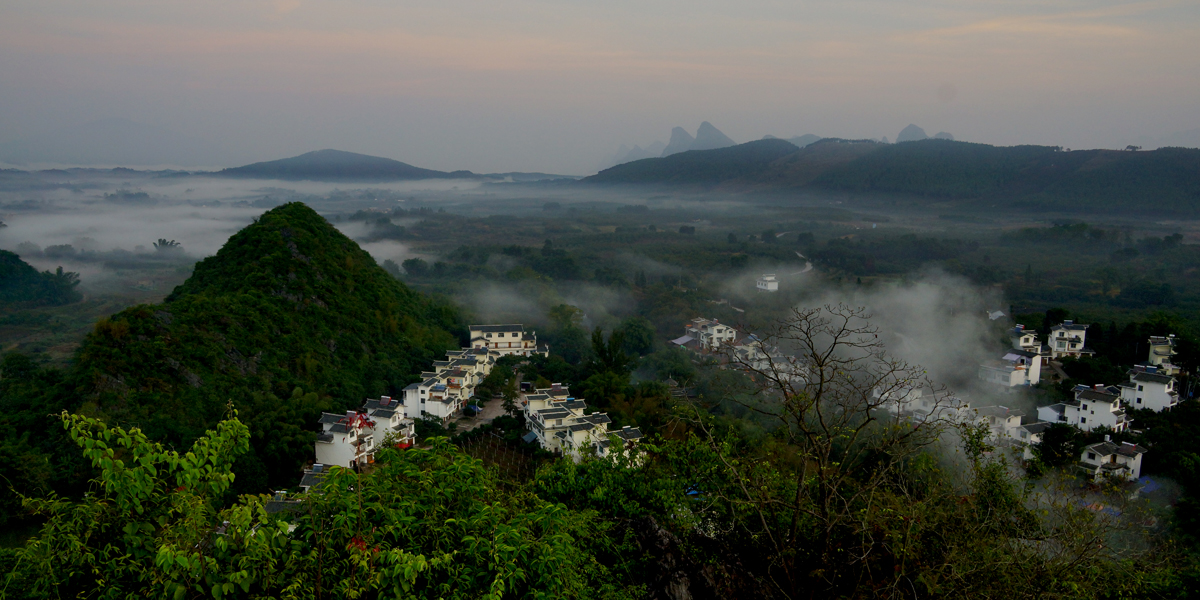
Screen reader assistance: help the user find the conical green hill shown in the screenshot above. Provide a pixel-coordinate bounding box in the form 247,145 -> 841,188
74,202 -> 461,490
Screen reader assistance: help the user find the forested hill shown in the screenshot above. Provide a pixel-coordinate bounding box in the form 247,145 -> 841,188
586,138 -> 801,184
0,250 -> 81,308
583,138 -> 1200,214
217,149 -> 474,181
71,202 -> 462,489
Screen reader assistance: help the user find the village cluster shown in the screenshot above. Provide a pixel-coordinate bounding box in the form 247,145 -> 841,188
672,315 -> 1178,484
302,324 -> 644,489
300,310 -> 1177,492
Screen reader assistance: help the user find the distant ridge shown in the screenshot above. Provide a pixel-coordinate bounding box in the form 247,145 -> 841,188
583,138 -> 1200,214
586,138 -> 800,184
218,149 -> 473,181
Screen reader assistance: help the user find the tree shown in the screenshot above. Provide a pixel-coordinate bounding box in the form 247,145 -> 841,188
402,257 -> 429,277
689,304 -> 960,594
586,327 -> 633,377
153,238 -> 181,252
727,232 -> 738,244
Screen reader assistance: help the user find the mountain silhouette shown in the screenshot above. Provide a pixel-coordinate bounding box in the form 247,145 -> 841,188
661,127 -> 696,157
690,121 -> 736,151
897,124 -> 929,143
219,149 -> 472,181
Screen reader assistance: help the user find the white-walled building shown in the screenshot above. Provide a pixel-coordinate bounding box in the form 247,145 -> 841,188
1014,421 -> 1053,460
975,405 -> 1027,440
756,274 -> 779,292
1037,385 -> 1129,432
1048,321 -> 1094,360
315,410 -> 377,469
1080,440 -> 1147,482
1010,325 -> 1041,354
685,318 -> 738,351
469,324 -> 548,357
314,397 -> 417,468
521,385 -> 643,461
1118,369 -> 1179,412
1144,335 -> 1180,375
978,349 -> 1041,388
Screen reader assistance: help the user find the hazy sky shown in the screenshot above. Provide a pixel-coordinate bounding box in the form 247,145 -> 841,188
1,0 -> 1198,173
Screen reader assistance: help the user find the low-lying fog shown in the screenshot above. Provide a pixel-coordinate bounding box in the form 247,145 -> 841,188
1,170 -> 1025,406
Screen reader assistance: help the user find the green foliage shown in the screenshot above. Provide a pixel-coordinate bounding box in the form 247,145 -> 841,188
0,250 -> 82,307
57,203 -> 460,490
1033,423 -> 1083,468
8,414 -> 626,599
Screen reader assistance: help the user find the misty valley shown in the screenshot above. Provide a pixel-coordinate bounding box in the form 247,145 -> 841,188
2,143 -> 1200,599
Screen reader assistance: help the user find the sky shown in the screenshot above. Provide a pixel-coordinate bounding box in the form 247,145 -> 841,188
1,0 -> 1198,174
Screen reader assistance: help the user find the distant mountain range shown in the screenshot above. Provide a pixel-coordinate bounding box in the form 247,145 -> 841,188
215,149 -> 576,182
218,149 -> 472,181
606,122 -> 739,168
583,138 -> 1200,214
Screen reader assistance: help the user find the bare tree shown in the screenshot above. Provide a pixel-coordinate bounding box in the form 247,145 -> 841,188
684,304 -> 958,594
681,304 -> 1168,598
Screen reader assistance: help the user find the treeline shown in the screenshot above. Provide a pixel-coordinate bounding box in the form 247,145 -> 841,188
5,306 -> 1198,598
0,203 -> 465,523
0,250 -> 81,307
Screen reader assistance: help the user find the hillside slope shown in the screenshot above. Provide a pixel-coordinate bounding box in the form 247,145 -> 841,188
218,149 -> 473,180
586,138 -> 1200,214
586,139 -> 800,184
72,202 -> 461,489
0,250 -> 81,308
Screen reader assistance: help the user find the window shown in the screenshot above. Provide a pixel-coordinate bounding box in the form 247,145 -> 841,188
1138,385 -> 1144,391
486,333 -> 492,338
1137,398 -> 1142,404
1087,452 -> 1096,460
1081,417 -> 1087,423
1082,404 -> 1087,410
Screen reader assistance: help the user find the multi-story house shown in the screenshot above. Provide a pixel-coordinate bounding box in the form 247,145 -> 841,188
315,410 -> 377,469
978,349 -> 1041,388
1080,438 -> 1147,482
1144,335 -> 1180,375
975,405 -> 1027,440
1009,324 -> 1047,364
469,324 -> 547,357
1037,385 -> 1129,432
1014,421 -> 1052,460
685,318 -> 738,351
756,274 -> 779,292
1048,320 -> 1094,360
1118,368 -> 1179,412
521,385 -> 643,461
313,397 -> 417,469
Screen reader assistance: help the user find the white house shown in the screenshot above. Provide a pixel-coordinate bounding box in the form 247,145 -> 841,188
362,396 -> 416,447
978,349 -> 1041,388
1144,335 -> 1179,375
469,324 -> 548,357
521,385 -> 643,461
1080,439 -> 1147,482
974,405 -> 1027,440
685,318 -> 738,351
1014,421 -> 1053,460
1036,385 -> 1129,432
1048,320 -> 1094,360
756,274 -> 779,292
315,410 -> 377,469
1118,368 -> 1179,412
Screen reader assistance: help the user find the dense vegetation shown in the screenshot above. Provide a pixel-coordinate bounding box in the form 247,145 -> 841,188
0,203 -> 463,522
0,250 -> 81,307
